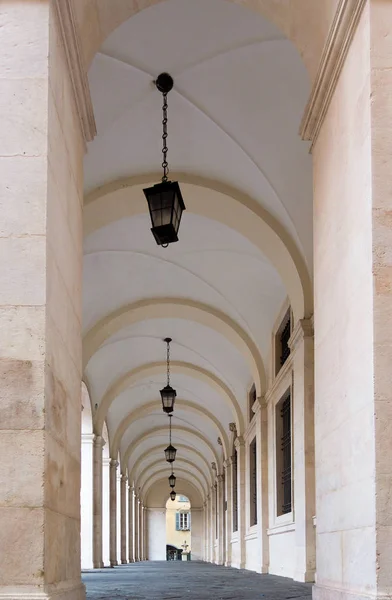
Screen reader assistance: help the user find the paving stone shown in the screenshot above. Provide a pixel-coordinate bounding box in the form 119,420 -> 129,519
83,561 -> 312,600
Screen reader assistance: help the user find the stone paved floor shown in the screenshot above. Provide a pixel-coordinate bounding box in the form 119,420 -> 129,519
83,561 -> 312,600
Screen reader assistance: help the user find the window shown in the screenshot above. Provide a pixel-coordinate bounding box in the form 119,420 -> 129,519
249,384 -> 256,423
232,449 -> 238,532
176,512 -> 191,530
276,390 -> 292,516
177,495 -> 189,502
275,309 -> 291,375
249,437 -> 257,526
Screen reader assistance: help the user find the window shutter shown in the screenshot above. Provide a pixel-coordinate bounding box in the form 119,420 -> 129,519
175,513 -> 180,530
188,512 -> 191,530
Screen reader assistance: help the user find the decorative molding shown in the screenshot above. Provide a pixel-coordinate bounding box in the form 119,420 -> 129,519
211,462 -> 217,472
109,459 -> 119,468
229,422 -> 237,434
234,435 -> 245,448
53,0 -> 97,144
300,0 -> 367,150
288,318 -> 314,353
217,437 -> 223,446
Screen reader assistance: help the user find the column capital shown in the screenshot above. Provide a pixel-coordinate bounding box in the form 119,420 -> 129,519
93,434 -> 106,447
109,459 -> 119,469
234,435 -> 245,448
121,473 -> 128,482
229,422 -> 237,435
252,396 -> 266,416
223,457 -> 232,468
288,317 -> 314,352
82,433 -> 95,443
211,461 -> 217,472
103,457 -> 111,466
217,474 -> 224,483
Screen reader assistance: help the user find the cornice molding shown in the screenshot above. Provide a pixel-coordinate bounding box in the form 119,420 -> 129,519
53,0 -> 97,144
300,0 -> 366,150
288,318 -> 314,353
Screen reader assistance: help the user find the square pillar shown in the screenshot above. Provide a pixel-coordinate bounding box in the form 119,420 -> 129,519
120,474 -> 128,564
254,398 -> 269,574
224,458 -> 233,567
217,474 -> 225,565
0,2 -> 85,598
93,435 -> 105,568
109,459 -> 118,567
134,497 -> 140,561
289,320 -> 316,582
234,436 -> 246,569
128,486 -> 135,562
102,457 -> 110,566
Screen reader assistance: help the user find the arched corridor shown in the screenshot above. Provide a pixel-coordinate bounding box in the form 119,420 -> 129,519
2,1 -> 392,600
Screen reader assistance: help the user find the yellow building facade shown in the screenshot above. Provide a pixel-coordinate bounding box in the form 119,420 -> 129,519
166,496 -> 192,559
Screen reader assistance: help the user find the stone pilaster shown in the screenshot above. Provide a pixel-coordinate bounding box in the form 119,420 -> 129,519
102,457 -> 111,566
92,435 -> 105,568
134,496 -> 140,561
289,319 -> 315,582
253,398 -> 269,574
211,483 -> 217,564
234,436 -> 246,569
206,494 -> 211,562
224,458 -> 233,567
120,474 -> 128,564
128,485 -> 135,562
139,500 -> 143,560
217,474 -> 225,565
109,459 -> 118,567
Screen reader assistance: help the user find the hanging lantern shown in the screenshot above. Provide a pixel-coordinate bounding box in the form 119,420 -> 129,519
164,443 -> 177,463
143,73 -> 186,247
170,489 -> 176,501
160,338 -> 176,414
165,414 -> 177,463
169,470 -> 176,488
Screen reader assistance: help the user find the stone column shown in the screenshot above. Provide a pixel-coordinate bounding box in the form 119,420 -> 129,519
128,485 -> 135,562
92,435 -> 105,568
139,501 -> 143,560
134,496 -> 140,561
254,399 -> 269,574
289,320 -> 315,582
202,501 -> 207,561
120,474 -> 128,564
0,3 -> 86,598
102,457 -> 110,566
217,474 -> 225,565
81,433 -> 94,570
224,458 -> 233,567
211,483 -> 217,563
143,505 -> 148,559
235,436 -> 246,569
205,494 -> 211,562
109,459 -> 118,567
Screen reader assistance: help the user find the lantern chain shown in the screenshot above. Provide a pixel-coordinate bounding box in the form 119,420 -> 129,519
169,414 -> 172,445
162,93 -> 169,182
166,338 -> 171,386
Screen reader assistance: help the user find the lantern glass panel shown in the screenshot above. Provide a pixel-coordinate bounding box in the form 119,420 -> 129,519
160,385 -> 176,413
170,490 -> 176,501
143,181 -> 185,246
169,473 -> 176,488
165,444 -> 177,463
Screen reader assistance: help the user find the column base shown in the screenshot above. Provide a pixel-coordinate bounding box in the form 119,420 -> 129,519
295,569 -> 316,583
110,560 -> 118,567
121,560 -> 127,565
225,560 -> 231,567
0,582 -> 85,600
93,561 -> 104,569
313,585 -> 386,600
128,559 -> 135,563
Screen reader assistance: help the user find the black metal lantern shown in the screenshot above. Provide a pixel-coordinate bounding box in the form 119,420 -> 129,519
169,469 -> 176,489
170,489 -> 176,501
143,73 -> 186,247
160,338 -> 176,414
165,415 -> 177,463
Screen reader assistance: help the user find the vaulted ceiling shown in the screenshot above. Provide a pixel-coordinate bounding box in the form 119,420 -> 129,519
82,0 -> 313,501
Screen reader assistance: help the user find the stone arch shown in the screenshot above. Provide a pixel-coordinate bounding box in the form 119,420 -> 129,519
84,298 -> 265,399
77,0 -> 327,78
145,476 -> 203,508
129,443 -> 214,486
94,360 -> 244,437
123,426 -> 220,473
111,399 -> 230,459
84,176 -> 313,322
138,458 -> 210,494
140,467 -> 206,499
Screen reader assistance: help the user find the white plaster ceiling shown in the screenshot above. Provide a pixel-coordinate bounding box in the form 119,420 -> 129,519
83,0 -> 313,499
